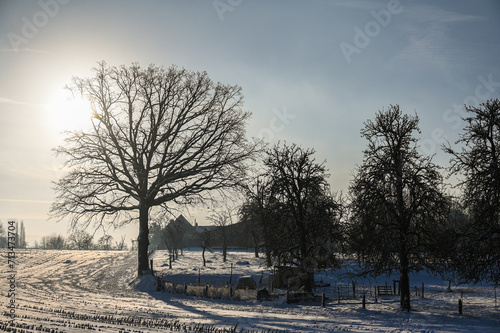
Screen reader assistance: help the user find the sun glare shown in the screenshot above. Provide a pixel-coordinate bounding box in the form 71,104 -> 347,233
47,91 -> 94,133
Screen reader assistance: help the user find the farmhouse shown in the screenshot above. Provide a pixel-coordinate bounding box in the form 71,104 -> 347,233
150,214 -> 256,252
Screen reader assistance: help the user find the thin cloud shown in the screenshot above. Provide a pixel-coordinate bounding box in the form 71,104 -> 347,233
389,5 -> 485,75
0,48 -> 53,55
333,0 -> 383,10
0,97 -> 46,107
0,198 -> 52,205
0,97 -> 30,105
403,5 -> 484,24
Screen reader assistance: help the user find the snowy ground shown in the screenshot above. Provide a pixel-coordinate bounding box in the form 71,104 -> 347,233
0,249 -> 499,332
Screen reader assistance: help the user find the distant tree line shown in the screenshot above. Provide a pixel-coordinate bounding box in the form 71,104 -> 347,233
30,231 -> 128,251
0,220 -> 128,251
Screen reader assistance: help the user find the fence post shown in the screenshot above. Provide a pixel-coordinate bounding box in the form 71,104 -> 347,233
230,263 -> 233,286
495,285 -> 497,309
169,256 -> 172,269
458,298 -> 463,315
322,292 -> 326,307
150,259 -> 154,273
362,294 -> 366,309
156,275 -> 161,292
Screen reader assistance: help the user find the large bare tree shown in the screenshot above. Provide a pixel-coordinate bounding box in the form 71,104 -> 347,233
349,105 -> 449,311
50,62 -> 260,276
444,98 -> 500,284
262,143 -> 343,291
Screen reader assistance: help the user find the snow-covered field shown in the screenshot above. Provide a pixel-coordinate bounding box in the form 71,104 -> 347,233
1,249 -> 499,332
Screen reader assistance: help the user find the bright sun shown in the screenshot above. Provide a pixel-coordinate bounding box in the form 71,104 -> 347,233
47,91 -> 94,133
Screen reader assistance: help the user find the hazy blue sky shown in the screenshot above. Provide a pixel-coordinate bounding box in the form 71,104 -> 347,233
1,0 -> 499,245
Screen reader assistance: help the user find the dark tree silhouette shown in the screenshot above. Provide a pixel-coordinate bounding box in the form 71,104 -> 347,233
16,221 -> 26,249
208,204 -> 235,263
0,222 -> 6,248
349,105 -> 449,310
444,98 -> 500,284
162,217 -> 188,260
69,230 -> 94,250
97,234 -> 114,250
262,143 -> 343,291
41,234 -> 67,249
198,228 -> 213,267
115,235 -> 128,251
240,175 -> 275,266
239,192 -> 265,259
50,62 -> 260,276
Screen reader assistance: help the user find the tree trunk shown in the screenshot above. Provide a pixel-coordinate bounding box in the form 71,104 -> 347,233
298,221 -> 313,292
265,246 -> 272,267
400,252 -> 411,311
223,246 -> 227,263
137,203 -> 150,276
252,231 -> 259,258
254,244 -> 259,258
202,247 -> 206,266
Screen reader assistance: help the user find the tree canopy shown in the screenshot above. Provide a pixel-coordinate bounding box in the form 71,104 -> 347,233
51,62 -> 260,275
444,98 -> 500,284
349,105 -> 449,310
241,143 -> 344,291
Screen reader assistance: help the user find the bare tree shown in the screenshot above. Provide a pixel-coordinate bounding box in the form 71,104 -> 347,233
0,222 -> 6,248
162,218 -> 187,260
262,143 -> 343,291
16,221 -> 26,249
115,235 -> 128,251
69,230 -> 94,250
41,234 -> 67,249
208,204 -> 236,262
97,234 -> 114,250
444,98 -> 500,284
50,62 -> 260,276
198,228 -> 213,267
238,196 -> 263,259
349,105 -> 449,311
240,176 -> 273,265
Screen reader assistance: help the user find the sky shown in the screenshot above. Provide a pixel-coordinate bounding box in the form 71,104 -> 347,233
0,0 -> 499,246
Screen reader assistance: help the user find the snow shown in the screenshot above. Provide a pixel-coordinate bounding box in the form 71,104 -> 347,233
1,249 -> 499,332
